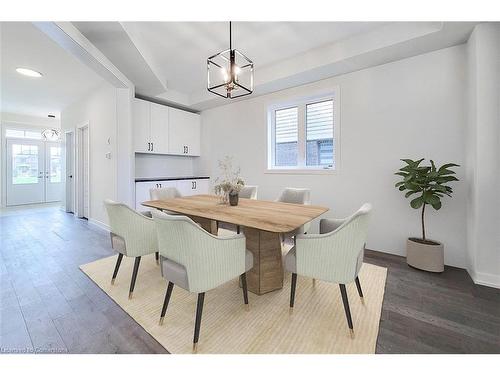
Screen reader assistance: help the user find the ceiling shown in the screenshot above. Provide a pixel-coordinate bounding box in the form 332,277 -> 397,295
76,22 -> 386,95
1,22 -> 104,118
2,22 -> 477,117
71,21 -> 477,111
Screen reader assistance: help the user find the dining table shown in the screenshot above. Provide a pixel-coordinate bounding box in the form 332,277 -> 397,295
142,194 -> 329,295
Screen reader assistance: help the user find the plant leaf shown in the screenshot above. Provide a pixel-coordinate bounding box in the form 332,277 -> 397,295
410,196 -> 424,209
405,190 -> 419,198
431,200 -> 442,210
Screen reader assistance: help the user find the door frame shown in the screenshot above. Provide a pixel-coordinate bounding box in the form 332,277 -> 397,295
65,130 -> 75,213
75,122 -> 90,219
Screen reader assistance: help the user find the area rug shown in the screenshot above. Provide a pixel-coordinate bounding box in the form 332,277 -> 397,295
80,246 -> 387,354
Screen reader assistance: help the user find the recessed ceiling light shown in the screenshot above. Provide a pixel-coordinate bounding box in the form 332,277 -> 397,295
16,67 -> 43,78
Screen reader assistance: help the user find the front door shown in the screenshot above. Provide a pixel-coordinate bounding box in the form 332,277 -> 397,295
6,139 -> 63,206
6,139 -> 45,206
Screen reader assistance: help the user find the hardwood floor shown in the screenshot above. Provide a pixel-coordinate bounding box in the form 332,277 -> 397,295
1,205 -> 499,354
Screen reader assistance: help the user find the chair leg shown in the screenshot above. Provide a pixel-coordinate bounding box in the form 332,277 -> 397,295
237,225 -> 240,234
290,273 -> 297,309
312,278 -> 316,287
193,292 -> 205,353
111,253 -> 123,285
339,284 -> 354,338
159,281 -> 174,325
128,256 -> 141,299
241,273 -> 249,308
155,252 -> 159,265
355,276 -> 364,302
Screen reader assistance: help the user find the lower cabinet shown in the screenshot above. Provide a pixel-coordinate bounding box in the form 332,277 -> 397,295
135,179 -> 210,210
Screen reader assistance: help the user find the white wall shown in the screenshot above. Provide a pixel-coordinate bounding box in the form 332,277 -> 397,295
465,23 -> 500,287
135,154 -> 195,178
0,112 -> 61,207
197,44 -> 467,268
61,82 -> 117,228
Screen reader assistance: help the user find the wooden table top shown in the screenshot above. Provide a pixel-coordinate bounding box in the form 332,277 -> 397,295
142,194 -> 329,233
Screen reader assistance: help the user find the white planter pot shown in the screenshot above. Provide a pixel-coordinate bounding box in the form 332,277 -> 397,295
406,238 -> 444,273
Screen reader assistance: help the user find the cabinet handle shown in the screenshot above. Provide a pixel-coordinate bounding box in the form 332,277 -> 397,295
148,142 -> 151,151
186,146 -> 189,154
152,142 -> 154,152
192,181 -> 196,189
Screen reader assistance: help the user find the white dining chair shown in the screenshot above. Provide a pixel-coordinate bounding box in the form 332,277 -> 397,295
152,210 -> 254,352
149,186 -> 182,200
104,199 -> 159,299
276,187 -> 312,239
284,203 -> 372,338
149,186 -> 184,246
239,185 -> 258,199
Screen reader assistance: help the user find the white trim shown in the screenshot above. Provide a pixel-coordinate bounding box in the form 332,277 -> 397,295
75,122 -> 90,219
33,22 -> 133,89
64,130 -> 75,213
265,168 -> 337,175
88,218 -> 110,233
468,268 -> 500,289
266,87 -> 340,174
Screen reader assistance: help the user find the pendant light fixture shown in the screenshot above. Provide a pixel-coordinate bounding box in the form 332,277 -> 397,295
207,22 -> 254,99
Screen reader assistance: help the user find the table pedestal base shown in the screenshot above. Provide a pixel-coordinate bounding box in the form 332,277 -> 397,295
244,228 -> 284,295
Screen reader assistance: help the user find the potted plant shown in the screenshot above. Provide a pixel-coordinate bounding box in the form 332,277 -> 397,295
214,156 -> 245,206
395,158 -> 459,272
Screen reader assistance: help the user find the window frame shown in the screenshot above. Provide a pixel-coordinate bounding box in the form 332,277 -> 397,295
266,88 -> 340,174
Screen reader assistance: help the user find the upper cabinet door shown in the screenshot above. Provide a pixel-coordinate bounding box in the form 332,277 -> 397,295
150,103 -> 169,154
133,99 -> 151,153
169,108 -> 201,156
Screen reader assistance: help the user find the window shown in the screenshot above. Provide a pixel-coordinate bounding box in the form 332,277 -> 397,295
274,107 -> 298,166
6,129 -> 42,139
12,144 -> 39,184
49,146 -> 62,183
268,92 -> 338,172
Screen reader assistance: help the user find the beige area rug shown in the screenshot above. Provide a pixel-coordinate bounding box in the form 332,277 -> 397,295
80,246 -> 387,354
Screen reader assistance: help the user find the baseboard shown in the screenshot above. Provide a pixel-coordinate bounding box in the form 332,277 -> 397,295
468,268 -> 500,289
88,218 -> 110,233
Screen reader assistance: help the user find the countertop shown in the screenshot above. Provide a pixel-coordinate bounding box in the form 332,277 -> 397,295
135,176 -> 210,182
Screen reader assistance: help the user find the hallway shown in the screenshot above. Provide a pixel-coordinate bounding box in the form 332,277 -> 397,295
0,205 -> 166,353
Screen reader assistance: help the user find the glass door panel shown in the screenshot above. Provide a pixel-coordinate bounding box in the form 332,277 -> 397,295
6,139 -> 45,205
45,142 -> 63,202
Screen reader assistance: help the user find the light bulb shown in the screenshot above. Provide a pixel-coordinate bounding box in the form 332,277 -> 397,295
221,68 -> 229,83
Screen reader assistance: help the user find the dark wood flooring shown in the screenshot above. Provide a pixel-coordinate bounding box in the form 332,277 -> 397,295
1,205 -> 499,354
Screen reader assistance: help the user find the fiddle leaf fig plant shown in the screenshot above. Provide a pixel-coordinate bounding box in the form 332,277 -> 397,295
395,158 -> 459,243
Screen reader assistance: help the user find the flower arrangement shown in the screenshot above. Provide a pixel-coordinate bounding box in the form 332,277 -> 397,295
214,156 -> 245,204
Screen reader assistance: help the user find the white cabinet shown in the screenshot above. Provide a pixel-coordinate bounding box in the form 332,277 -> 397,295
133,99 -> 201,156
177,178 -> 210,196
150,103 -> 169,153
135,178 -> 209,210
133,99 -> 169,154
135,181 -> 156,210
133,99 -> 151,153
168,107 -> 201,156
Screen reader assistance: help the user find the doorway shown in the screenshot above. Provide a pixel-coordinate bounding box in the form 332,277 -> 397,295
65,131 -> 75,213
6,139 -> 63,206
76,124 -> 90,219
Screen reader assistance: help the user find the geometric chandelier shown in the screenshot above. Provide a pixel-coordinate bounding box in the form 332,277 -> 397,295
207,22 -> 254,99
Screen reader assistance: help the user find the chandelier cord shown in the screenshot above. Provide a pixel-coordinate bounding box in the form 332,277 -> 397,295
229,21 -> 232,51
